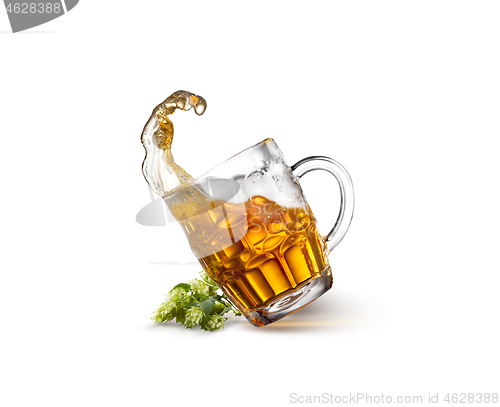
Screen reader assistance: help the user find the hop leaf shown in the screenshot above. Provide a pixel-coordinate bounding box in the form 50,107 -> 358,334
201,314 -> 225,332
199,296 -> 216,315
170,283 -> 191,293
183,307 -> 204,329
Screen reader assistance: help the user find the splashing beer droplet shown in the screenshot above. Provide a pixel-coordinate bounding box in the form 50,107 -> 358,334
141,90 -> 207,197
153,91 -> 207,150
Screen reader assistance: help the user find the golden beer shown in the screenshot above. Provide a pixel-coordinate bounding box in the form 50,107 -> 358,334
166,191 -> 330,326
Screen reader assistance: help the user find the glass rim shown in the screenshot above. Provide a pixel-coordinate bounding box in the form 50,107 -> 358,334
194,138 -> 278,182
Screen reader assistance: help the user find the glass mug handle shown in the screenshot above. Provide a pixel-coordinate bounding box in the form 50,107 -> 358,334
291,156 -> 354,252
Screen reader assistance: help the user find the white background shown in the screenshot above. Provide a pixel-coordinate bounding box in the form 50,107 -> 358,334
1,2 -> 499,406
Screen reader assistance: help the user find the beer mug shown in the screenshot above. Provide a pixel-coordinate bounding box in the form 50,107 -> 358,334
164,138 -> 354,326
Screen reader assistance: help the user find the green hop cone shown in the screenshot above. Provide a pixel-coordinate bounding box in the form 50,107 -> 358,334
201,314 -> 225,332
151,300 -> 177,323
183,307 -> 204,329
175,307 -> 187,324
188,278 -> 217,297
213,300 -> 225,315
151,287 -> 189,323
168,287 -> 188,303
199,270 -> 218,287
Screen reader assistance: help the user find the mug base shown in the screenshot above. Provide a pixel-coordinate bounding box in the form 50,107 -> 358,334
241,266 -> 333,327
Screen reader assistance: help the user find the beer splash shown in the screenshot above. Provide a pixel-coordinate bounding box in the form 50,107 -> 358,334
141,90 -> 207,197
